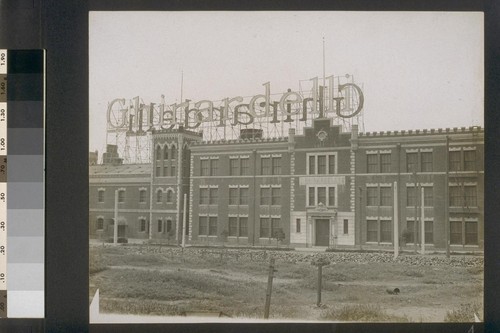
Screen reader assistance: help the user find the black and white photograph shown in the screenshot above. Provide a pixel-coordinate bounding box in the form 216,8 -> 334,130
88,11 -> 484,324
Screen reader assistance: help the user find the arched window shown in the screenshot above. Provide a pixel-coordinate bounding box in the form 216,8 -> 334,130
96,218 -> 104,230
171,146 -> 177,160
166,190 -> 173,203
163,146 -> 169,160
156,146 -> 162,161
156,190 -> 163,203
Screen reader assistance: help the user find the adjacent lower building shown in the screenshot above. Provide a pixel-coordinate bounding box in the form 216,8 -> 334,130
90,119 -> 484,250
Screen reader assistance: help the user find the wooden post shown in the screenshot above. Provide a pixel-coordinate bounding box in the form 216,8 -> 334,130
445,136 -> 450,258
182,193 -> 187,248
393,181 -> 399,259
317,265 -> 323,307
113,190 -> 118,245
421,187 -> 425,255
264,258 -> 276,319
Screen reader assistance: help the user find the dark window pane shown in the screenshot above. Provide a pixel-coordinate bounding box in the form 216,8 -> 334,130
450,221 -> 462,245
380,154 -> 391,173
317,155 -> 326,174
406,153 -> 418,173
367,154 -> 378,173
271,188 -> 280,205
229,188 -> 238,205
308,187 -> 315,206
317,187 -> 326,205
449,151 -> 461,171
380,187 -> 392,206
329,155 -> 336,174
209,217 -> 217,236
199,217 -> 208,235
421,152 -> 433,172
309,156 -> 315,175
260,218 -> 270,238
367,220 -> 378,242
328,187 -> 335,206
229,217 -> 237,236
464,150 -> 476,171
380,220 -> 392,243
260,188 -> 271,205
239,217 -> 248,237
367,187 -> 378,206
465,221 -> 478,245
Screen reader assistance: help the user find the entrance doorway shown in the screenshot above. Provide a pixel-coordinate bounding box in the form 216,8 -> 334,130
315,219 -> 330,246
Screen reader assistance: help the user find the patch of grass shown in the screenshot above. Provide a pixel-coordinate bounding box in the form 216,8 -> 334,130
467,266 -> 483,275
444,303 -> 482,322
404,270 -> 424,278
89,248 -> 108,274
100,298 -> 186,316
321,304 -> 409,322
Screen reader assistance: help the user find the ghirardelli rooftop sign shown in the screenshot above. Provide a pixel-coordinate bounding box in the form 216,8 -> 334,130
107,76 -> 364,135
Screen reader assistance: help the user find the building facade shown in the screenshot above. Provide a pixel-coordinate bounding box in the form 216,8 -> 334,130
90,119 -> 484,250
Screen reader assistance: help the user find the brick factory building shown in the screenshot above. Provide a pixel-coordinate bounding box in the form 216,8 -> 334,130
89,119 -> 484,251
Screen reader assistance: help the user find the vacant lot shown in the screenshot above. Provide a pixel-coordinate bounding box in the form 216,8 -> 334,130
89,245 -> 483,322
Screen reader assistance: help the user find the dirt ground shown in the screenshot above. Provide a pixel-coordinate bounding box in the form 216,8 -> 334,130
89,245 -> 483,322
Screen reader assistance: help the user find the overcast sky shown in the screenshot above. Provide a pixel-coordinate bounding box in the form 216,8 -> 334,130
89,11 -> 483,154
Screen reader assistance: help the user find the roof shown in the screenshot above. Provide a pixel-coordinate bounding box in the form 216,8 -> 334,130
89,164 -> 151,177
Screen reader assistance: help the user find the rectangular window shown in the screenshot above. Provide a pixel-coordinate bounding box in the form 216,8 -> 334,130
424,187 -> 433,207
201,159 -> 210,176
464,185 -> 477,207
260,218 -> 270,238
296,219 -> 301,233
272,157 -> 281,175
464,150 -> 476,171
328,187 -> 336,206
367,220 -> 378,242
271,218 -> 281,238
260,187 -> 271,205
450,221 -> 462,245
380,153 -> 391,173
465,221 -> 478,245
261,158 -> 271,175
343,219 -> 348,234
380,187 -> 392,206
139,190 -> 146,203
271,187 -> 280,205
406,153 -> 418,173
239,217 -> 248,237
157,219 -> 163,233
367,187 -> 378,206
163,165 -> 168,177
200,188 -> 209,205
449,151 -> 461,171
118,190 -> 125,203
228,217 -> 237,236
230,159 -> 239,176
166,220 -> 172,232
208,217 -> 217,236
210,159 -> 218,176
317,155 -> 326,174
407,220 -> 419,243
96,218 -> 104,230
139,219 -> 147,232
329,155 -> 336,174
367,154 -> 378,173
317,187 -> 326,206
239,187 -> 249,205
170,165 -> 176,177
209,188 -> 218,205
156,166 -> 161,177
425,220 -> 433,244
308,187 -> 315,206
407,187 -> 416,207
98,190 -> 104,203
449,186 -> 462,207
308,155 -> 315,175
421,152 -> 433,172
241,158 -> 250,175
229,188 -> 238,205
380,220 -> 392,243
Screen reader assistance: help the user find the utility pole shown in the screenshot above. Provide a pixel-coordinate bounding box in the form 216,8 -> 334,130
113,190 -> 118,245
421,187 -> 425,255
393,181 -> 399,259
445,136 -> 450,258
182,193 -> 187,248
413,171 -> 418,253
264,258 -> 276,319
